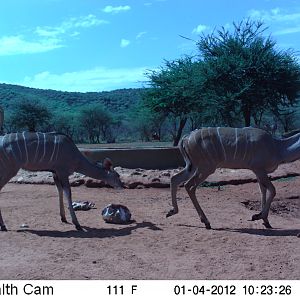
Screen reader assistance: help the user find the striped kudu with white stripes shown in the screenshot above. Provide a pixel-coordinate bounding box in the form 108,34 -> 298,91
0,132 -> 123,231
168,126 -> 300,229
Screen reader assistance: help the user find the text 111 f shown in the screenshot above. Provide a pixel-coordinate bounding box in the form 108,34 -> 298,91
107,285 -> 138,295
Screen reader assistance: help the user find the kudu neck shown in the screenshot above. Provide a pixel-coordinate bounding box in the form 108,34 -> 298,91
279,133 -> 300,163
75,157 -> 107,180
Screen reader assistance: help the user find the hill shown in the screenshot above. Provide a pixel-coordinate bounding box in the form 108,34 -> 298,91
0,83 -> 143,116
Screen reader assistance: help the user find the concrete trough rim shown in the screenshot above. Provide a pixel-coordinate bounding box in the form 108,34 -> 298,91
79,146 -> 184,170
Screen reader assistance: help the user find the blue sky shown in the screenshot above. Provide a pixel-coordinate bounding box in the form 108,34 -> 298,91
1,0 -> 300,92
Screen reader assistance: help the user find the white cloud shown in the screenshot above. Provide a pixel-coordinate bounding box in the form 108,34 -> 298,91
72,14 -> 108,28
0,14 -> 108,56
248,8 -> 300,22
19,67 -> 149,92
0,35 -> 63,56
274,26 -> 300,35
136,31 -> 147,39
102,5 -> 131,14
223,23 -> 231,30
192,24 -> 209,34
248,8 -> 300,36
70,31 -> 80,37
120,39 -> 130,48
35,15 -> 108,38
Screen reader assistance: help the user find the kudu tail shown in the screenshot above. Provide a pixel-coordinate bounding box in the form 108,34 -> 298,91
178,134 -> 193,172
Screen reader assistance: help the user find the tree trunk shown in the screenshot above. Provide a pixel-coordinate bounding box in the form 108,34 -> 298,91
243,106 -> 251,127
173,117 -> 187,146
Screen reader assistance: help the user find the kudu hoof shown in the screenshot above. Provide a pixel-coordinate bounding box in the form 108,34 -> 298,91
61,218 -> 68,224
251,213 -> 262,221
263,221 -> 272,229
166,209 -> 177,218
1,225 -> 7,231
201,217 -> 211,229
205,223 -> 211,230
75,225 -> 83,231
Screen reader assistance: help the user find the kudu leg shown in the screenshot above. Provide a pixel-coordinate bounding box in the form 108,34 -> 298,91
0,171 -> 19,231
184,168 -> 211,229
0,209 -> 7,231
252,171 -> 275,228
0,185 -> 7,230
258,182 -> 267,211
52,173 -> 67,223
167,167 -> 193,217
58,175 -> 83,231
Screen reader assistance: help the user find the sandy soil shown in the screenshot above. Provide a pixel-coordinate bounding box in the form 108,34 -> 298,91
0,165 -> 299,280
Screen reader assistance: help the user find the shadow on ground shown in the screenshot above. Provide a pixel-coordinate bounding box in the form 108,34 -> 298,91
17,221 -> 162,239
220,228 -> 300,237
176,223 -> 299,237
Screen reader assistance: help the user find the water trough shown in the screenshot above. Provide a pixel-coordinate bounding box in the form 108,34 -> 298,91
79,147 -> 184,170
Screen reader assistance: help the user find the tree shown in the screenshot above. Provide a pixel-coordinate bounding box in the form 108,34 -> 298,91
197,19 -> 300,127
10,100 -> 51,131
144,56 -> 205,145
130,105 -> 167,141
51,113 -> 77,139
275,108 -> 297,132
0,106 -> 4,134
78,104 -> 113,143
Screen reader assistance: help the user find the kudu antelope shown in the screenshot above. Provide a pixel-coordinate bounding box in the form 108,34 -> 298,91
0,132 -> 123,231
167,126 -> 300,229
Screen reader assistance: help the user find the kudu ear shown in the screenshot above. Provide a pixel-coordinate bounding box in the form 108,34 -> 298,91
103,158 -> 113,171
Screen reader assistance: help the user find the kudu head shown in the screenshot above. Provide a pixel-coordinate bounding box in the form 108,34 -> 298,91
97,158 -> 123,189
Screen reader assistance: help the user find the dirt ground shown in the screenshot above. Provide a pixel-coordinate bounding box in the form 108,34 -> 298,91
0,167 -> 299,280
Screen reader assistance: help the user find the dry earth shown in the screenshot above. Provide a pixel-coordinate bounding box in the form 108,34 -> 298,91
0,162 -> 299,280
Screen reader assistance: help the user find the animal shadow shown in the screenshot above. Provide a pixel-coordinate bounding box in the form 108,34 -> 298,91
176,224 -> 299,237
213,227 -> 300,237
18,221 -> 162,239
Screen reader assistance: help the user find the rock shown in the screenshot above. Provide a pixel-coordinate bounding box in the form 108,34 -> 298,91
131,171 -> 142,176
146,182 -> 169,188
161,172 -> 171,177
70,179 -> 85,187
8,161 -> 300,192
20,224 -> 29,228
85,179 -> 106,188
151,178 -> 161,183
127,182 -> 145,189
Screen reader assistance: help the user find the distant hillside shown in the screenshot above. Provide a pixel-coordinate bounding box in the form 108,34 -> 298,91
0,83 -> 143,116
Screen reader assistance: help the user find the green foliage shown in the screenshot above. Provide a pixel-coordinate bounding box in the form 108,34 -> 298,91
0,83 -> 142,119
197,19 -> 300,126
78,104 -> 114,143
144,56 -> 206,145
0,83 -> 143,142
130,104 -> 167,141
51,112 -> 78,138
145,57 -> 204,116
9,100 -> 52,131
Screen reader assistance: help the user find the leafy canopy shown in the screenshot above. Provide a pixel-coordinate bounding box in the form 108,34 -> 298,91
197,19 -> 300,126
10,100 -> 52,131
